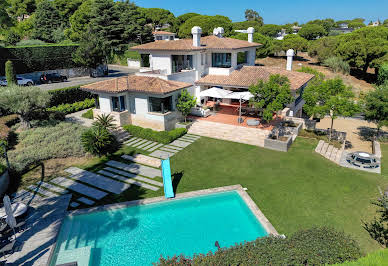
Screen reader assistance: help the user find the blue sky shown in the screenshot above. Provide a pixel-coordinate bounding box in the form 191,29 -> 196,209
133,0 -> 387,24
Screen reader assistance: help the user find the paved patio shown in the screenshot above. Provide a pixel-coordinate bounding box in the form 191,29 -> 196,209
188,120 -> 270,147
2,195 -> 71,265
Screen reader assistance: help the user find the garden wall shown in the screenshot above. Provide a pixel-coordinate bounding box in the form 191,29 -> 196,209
264,135 -> 293,152
14,67 -> 90,83
127,59 -> 140,69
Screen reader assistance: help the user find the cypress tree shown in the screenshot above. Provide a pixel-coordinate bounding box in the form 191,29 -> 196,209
5,60 -> 17,85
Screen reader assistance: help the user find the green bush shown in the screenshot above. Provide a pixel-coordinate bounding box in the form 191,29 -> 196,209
5,60 -> 17,85
335,249 -> 388,265
123,125 -> 187,144
81,109 -> 94,119
323,56 -> 350,74
15,39 -> 46,46
47,98 -> 95,115
157,227 -> 362,265
48,85 -> 93,107
0,44 -> 79,75
7,121 -> 86,171
377,63 -> 388,85
81,126 -> 119,156
0,164 -> 6,174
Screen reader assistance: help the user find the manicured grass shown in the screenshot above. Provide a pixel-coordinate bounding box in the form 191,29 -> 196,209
81,109 -> 94,119
167,137 -> 388,253
38,136 -> 387,254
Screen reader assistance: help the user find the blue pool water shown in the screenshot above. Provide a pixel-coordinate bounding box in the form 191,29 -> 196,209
51,191 -> 269,266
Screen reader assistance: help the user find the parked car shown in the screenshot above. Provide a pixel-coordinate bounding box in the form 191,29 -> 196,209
40,73 -> 68,84
0,76 -> 34,86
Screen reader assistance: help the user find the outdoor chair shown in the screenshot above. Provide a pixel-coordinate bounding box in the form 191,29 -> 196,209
0,240 -> 15,258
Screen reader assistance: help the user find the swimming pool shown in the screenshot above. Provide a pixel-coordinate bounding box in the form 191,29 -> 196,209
50,188 -> 273,266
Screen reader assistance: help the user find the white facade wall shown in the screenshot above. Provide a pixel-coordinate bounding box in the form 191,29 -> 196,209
150,53 -> 172,74
99,93 -> 113,113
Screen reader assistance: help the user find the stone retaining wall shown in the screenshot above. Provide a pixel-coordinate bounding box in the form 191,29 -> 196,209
264,135 -> 293,152
12,67 -> 90,83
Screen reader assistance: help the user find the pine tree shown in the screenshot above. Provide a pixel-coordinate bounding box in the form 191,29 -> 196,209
32,0 -> 61,42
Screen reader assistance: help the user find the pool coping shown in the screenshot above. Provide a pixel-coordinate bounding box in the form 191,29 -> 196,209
68,184 -> 278,236
48,185 -> 278,265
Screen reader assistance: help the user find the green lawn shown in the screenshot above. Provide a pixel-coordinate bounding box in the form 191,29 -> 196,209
167,137 -> 388,254
74,137 -> 387,254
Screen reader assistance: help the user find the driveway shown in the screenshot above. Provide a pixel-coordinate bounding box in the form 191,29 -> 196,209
38,65 -> 138,91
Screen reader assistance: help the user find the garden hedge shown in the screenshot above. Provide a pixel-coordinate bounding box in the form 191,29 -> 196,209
123,125 -> 187,144
47,98 -> 95,115
0,44 -> 79,75
48,85 -> 93,107
157,227 -> 362,265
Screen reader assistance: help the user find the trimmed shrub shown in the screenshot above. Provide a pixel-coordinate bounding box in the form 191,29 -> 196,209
377,63 -> 388,85
7,122 -> 86,171
48,86 -> 93,107
0,44 -> 79,75
47,98 -> 95,115
81,126 -> 119,157
5,60 -> 17,85
323,56 -> 350,74
16,39 -> 46,46
157,227 -> 362,265
81,109 -> 94,119
123,125 -> 187,144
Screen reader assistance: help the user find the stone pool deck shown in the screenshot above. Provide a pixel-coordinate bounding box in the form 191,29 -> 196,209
2,194 -> 71,265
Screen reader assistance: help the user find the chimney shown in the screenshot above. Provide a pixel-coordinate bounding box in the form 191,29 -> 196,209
247,27 -> 255,43
213,27 -> 224,38
286,49 -> 294,71
191,26 -> 202,47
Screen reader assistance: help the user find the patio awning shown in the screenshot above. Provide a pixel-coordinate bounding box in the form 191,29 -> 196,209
199,87 -> 232,98
224,91 -> 253,101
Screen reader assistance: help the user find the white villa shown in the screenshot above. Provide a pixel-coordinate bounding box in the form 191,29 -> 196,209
82,26 -> 314,131
152,30 -> 177,41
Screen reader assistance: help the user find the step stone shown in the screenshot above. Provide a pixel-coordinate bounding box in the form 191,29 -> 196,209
105,160 -> 161,178
325,145 -> 334,159
131,139 -> 149,148
320,142 -> 329,155
50,177 -> 108,200
70,202 -> 80,208
77,197 -> 95,205
315,140 -> 324,153
330,147 -> 338,161
121,154 -> 161,168
147,143 -> 164,152
101,168 -> 159,191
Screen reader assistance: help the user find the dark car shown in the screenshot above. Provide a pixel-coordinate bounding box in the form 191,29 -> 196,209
40,73 -> 68,84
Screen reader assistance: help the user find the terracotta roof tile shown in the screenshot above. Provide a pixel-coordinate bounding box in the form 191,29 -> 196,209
195,66 -> 314,90
152,31 -> 175,35
81,75 -> 191,94
131,35 -> 261,51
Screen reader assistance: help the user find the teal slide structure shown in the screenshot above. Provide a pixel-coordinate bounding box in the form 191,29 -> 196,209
161,158 -> 174,198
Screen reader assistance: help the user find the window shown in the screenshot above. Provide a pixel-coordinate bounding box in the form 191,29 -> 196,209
141,54 -> 150,67
148,96 -> 173,113
171,55 -> 193,73
94,94 -> 100,109
155,36 -> 162,40
112,96 -> 126,112
237,51 -> 248,65
212,53 -> 231,68
169,36 -> 174,40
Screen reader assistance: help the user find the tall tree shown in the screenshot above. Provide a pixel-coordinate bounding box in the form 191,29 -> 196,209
231,32 -> 273,58
302,78 -> 359,139
335,26 -> 388,74
53,0 -> 82,26
65,0 -> 93,41
7,0 -> 35,20
258,24 -> 282,38
140,7 -> 176,30
282,34 -> 308,54
0,0 -> 14,30
5,60 -> 17,85
306,18 -> 335,33
249,74 -> 292,122
299,24 -> 327,40
244,9 -> 263,25
178,15 -> 232,38
32,0 -> 61,42
363,85 -> 388,138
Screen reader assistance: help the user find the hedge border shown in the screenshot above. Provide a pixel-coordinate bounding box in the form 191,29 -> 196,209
123,125 -> 187,144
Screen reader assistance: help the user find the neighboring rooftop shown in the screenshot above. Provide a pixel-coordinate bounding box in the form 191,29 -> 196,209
81,75 -> 191,94
152,31 -> 176,35
131,35 -> 261,51
195,66 -> 314,90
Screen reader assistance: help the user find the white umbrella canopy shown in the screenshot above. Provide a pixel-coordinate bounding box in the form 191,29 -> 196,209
3,195 -> 16,229
199,87 -> 233,98
225,91 -> 253,101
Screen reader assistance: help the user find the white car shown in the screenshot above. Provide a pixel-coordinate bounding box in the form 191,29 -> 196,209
0,77 -> 34,86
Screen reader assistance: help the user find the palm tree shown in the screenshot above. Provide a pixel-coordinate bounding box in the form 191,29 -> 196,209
92,114 -> 116,130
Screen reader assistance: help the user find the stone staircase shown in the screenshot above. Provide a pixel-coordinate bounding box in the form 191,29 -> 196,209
112,128 -> 131,143
315,140 -> 343,164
